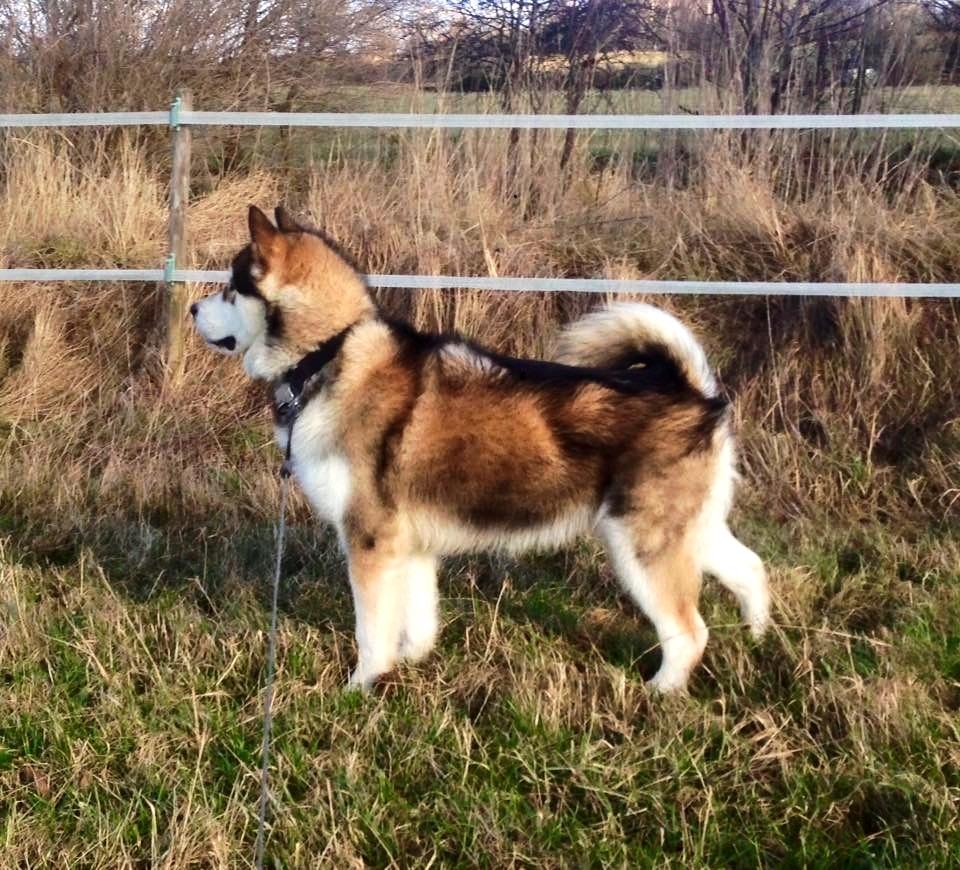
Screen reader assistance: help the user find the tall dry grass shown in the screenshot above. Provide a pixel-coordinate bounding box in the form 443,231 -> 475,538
0,125 -> 957,543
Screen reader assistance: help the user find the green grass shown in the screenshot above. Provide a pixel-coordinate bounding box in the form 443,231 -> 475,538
2,511 -> 958,867
288,82 -> 960,115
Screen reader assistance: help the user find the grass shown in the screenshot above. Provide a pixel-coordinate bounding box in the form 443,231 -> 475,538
2,517 -> 958,866
281,82 -> 960,115
1,85 -> 959,865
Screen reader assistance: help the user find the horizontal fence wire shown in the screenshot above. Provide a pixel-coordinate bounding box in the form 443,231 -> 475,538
2,108 -> 959,297
2,269 -> 959,297
2,111 -> 960,130
0,269 -> 166,281
180,111 -> 960,130
0,112 -> 168,127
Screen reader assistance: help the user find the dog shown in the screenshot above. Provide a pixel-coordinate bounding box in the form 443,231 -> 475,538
190,205 -> 770,692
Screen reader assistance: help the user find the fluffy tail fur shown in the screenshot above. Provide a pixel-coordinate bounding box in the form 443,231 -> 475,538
558,303 -> 771,639
554,302 -> 718,398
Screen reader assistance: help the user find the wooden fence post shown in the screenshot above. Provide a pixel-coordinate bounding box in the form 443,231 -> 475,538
165,87 -> 192,379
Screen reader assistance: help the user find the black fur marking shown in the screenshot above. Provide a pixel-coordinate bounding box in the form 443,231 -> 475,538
697,396 -> 730,444
384,318 -> 452,359
229,247 -> 262,298
603,483 -> 631,518
384,318 -> 716,401
482,347 -> 692,397
373,331 -> 428,506
227,247 -> 286,345
374,415 -> 407,506
265,304 -> 284,342
459,499 -> 561,530
212,336 -> 236,351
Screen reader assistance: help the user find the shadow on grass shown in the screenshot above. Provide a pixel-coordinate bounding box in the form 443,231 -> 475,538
3,496 -> 674,679
442,547 -> 665,681
2,498 -> 348,625
10,493 -> 951,702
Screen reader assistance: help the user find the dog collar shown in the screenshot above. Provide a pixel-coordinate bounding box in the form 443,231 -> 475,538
272,323 -> 354,426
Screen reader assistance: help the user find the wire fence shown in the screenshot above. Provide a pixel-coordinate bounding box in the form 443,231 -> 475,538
3,99 -> 960,366
3,109 -> 960,129
1,269 -> 957,299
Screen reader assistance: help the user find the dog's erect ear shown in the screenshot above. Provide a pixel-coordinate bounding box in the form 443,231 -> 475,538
248,205 -> 279,248
274,205 -> 300,233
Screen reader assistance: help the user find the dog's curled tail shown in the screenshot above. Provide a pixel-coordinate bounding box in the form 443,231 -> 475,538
554,302 -> 718,398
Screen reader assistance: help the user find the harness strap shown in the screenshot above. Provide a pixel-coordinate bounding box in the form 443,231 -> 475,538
272,323 -> 354,422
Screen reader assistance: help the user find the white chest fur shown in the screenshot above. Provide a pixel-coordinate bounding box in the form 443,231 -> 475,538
275,395 -> 352,527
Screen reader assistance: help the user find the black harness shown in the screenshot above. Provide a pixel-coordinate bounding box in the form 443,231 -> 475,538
271,324 -> 354,477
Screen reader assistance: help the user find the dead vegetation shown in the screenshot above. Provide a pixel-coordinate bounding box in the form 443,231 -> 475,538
0,115 -> 958,864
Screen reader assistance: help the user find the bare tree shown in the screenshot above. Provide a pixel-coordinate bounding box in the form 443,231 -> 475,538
540,0 -> 661,170
0,0 -> 405,113
704,0 -> 897,113
923,0 -> 960,79
408,0 -> 662,175
925,0 -> 960,27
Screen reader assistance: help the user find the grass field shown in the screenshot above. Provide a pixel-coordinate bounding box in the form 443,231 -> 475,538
184,82 -> 960,180
3,506 -> 958,866
296,83 -> 960,114
1,89 -> 959,866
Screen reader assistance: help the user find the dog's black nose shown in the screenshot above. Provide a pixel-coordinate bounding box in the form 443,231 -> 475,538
189,302 -> 198,318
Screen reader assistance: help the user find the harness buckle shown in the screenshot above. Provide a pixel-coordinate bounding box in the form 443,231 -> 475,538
273,381 -> 296,408
273,381 -> 302,425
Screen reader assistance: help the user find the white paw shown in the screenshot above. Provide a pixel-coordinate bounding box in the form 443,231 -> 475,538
743,591 -> 771,640
748,613 -> 770,640
347,667 -> 378,692
398,630 -> 437,663
646,668 -> 689,694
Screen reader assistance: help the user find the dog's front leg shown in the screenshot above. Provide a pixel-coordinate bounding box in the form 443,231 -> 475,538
346,543 -> 407,690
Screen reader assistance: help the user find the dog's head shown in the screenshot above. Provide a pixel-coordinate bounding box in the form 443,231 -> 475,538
190,205 -> 370,364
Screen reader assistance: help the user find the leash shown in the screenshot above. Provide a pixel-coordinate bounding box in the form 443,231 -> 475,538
255,437 -> 293,869
254,326 -> 353,865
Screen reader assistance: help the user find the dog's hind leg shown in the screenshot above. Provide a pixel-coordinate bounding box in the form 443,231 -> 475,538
398,554 -> 440,663
694,436 -> 770,637
599,519 -> 708,693
346,546 -> 408,690
699,523 -> 770,638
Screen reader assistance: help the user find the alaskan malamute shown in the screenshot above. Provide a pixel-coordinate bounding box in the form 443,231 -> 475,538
190,206 -> 769,692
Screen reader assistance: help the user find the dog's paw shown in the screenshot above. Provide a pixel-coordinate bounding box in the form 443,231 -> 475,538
347,668 -> 376,692
646,667 -> 690,695
744,593 -> 771,640
398,633 -> 436,663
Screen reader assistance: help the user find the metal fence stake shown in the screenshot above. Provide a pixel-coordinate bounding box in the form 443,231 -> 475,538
165,88 -> 192,379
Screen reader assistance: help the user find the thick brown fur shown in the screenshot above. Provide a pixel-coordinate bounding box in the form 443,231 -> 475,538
190,205 -> 770,692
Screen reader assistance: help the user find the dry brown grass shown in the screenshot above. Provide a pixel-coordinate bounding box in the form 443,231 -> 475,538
1,122 -> 958,865
2,128 -> 957,527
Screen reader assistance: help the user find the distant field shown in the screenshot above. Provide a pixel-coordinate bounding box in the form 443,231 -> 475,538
302,83 -> 960,115
221,83 -> 960,180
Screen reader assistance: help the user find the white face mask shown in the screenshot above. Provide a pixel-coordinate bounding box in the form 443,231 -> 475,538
191,284 -> 266,355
